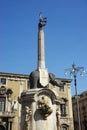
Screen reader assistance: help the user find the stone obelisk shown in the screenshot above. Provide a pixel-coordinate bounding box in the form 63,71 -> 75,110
37,13 -> 49,87
38,14 -> 46,69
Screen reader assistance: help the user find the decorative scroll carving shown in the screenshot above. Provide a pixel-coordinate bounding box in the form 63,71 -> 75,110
38,96 -> 53,119
25,106 -> 32,123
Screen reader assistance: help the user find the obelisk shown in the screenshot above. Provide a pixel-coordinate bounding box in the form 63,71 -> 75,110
20,13 -> 59,130
37,13 -> 49,87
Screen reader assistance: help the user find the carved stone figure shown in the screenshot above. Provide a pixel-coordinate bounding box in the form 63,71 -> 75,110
49,73 -> 65,87
25,106 -> 32,123
37,96 -> 53,119
29,72 -> 64,89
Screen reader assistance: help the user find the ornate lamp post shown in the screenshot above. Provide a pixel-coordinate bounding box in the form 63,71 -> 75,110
64,64 -> 85,130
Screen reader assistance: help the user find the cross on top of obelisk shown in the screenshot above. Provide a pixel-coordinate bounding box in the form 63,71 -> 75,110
38,12 -> 47,29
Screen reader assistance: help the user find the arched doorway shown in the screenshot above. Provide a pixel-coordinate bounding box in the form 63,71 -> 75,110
61,124 -> 69,130
0,125 -> 6,130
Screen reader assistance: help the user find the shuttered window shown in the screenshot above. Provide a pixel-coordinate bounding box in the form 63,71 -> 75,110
0,97 -> 6,112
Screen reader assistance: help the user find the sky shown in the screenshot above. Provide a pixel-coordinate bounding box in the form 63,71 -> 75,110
0,0 -> 87,95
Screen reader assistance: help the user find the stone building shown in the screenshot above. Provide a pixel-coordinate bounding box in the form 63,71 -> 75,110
0,72 -> 29,130
72,91 -> 87,130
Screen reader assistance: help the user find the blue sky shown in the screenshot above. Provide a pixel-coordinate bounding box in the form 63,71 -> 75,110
0,0 -> 87,95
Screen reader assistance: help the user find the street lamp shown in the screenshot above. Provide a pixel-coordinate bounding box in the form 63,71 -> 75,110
64,64 -> 85,130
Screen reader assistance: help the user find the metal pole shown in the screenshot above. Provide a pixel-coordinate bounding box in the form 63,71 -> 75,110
74,75 -> 81,130
64,64 -> 85,130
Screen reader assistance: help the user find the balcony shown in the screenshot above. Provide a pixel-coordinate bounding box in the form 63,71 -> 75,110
0,111 -> 14,118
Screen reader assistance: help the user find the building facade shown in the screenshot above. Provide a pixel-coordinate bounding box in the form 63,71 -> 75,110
0,72 -> 29,130
72,91 -> 87,130
0,72 -> 73,130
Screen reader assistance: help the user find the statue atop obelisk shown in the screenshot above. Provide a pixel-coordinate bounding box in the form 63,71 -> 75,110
37,12 -> 49,87
29,13 -> 49,88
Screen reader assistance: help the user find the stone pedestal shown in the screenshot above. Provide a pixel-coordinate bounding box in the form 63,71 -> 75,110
20,88 -> 60,130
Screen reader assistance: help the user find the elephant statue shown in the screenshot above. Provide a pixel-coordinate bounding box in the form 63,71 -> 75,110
29,71 -> 64,89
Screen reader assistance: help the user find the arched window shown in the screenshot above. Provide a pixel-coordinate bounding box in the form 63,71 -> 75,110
60,104 -> 66,116
62,126 -> 67,130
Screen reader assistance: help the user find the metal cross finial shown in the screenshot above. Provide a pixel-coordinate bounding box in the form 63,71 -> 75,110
38,12 -> 47,29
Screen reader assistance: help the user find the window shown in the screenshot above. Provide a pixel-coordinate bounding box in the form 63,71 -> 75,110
27,80 -> 30,88
59,86 -> 64,92
82,105 -> 86,111
60,104 -> 66,116
0,97 -> 6,112
0,78 -> 6,85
